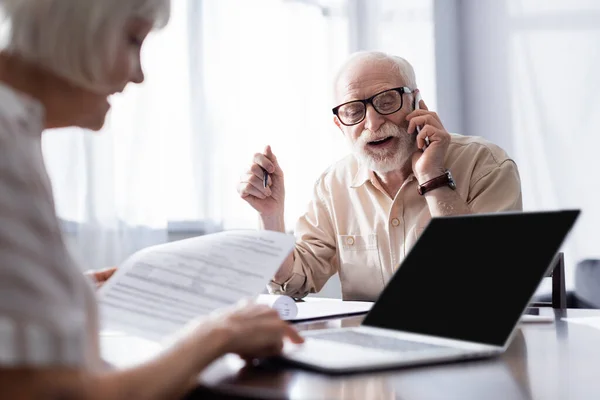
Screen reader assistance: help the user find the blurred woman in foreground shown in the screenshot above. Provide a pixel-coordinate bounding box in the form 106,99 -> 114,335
0,1 -> 302,398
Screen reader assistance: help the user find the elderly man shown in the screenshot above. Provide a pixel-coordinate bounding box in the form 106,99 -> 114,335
237,51 -> 522,301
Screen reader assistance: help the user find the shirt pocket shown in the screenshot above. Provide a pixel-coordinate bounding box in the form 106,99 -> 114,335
337,234 -> 384,299
339,234 -> 378,252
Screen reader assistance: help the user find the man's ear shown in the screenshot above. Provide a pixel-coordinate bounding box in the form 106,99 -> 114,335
333,115 -> 343,132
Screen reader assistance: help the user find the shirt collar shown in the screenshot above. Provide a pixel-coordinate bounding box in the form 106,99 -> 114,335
350,162 -> 373,188
350,161 -> 417,194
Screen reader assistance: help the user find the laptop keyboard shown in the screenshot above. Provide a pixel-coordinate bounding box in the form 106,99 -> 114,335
305,330 -> 453,353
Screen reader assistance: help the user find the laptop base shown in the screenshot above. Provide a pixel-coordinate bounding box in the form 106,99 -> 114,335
264,350 -> 498,375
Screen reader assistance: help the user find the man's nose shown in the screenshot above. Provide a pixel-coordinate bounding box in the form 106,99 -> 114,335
364,104 -> 384,132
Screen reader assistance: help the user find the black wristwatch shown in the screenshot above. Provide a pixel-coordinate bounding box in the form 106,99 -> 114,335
417,169 -> 456,195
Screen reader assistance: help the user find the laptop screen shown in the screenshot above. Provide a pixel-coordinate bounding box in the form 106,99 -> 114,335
362,210 -> 579,347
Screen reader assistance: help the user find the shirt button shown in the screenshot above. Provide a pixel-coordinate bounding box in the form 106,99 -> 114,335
346,237 -> 355,245
391,218 -> 400,227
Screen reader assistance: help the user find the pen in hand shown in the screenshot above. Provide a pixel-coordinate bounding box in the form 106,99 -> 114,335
262,167 -> 269,189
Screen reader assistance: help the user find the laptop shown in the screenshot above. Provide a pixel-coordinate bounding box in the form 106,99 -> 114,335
276,210 -> 580,373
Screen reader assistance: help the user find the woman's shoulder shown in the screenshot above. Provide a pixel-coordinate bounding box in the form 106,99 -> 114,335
0,127 -> 50,202
0,81 -> 45,144
0,89 -> 58,259
0,84 -> 48,193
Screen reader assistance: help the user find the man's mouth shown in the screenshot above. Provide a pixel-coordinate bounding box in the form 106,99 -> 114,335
367,136 -> 394,146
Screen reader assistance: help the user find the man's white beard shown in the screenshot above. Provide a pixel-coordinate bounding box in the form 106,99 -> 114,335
350,122 -> 416,173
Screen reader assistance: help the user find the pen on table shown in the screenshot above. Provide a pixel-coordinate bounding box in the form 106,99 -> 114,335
262,167 -> 269,189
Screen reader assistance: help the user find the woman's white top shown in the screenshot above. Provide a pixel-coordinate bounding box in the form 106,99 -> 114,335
0,82 -> 101,369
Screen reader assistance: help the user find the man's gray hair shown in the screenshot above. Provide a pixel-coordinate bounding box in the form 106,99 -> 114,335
0,0 -> 170,92
333,51 -> 417,98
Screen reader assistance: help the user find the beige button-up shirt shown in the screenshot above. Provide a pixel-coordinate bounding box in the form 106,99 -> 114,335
268,134 -> 522,301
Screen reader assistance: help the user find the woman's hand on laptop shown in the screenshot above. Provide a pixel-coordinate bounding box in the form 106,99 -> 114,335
207,300 -> 304,361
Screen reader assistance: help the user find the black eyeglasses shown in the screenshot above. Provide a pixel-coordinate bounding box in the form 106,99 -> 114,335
332,86 -> 416,126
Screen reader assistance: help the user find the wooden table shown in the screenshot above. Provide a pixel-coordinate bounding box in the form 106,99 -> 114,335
184,308 -> 600,400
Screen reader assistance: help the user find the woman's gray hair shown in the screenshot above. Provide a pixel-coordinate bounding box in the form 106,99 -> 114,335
0,0 -> 170,92
334,51 -> 418,100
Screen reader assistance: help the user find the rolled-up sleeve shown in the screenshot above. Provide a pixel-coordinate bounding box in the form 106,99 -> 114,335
268,177 -> 338,298
467,159 -> 523,213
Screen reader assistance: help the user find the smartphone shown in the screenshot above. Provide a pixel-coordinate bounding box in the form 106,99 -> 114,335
414,91 -> 429,150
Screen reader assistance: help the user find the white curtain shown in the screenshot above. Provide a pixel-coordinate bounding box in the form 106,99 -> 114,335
43,1 -> 193,270
198,0 -> 357,232
458,0 -> 600,286
373,0 -> 437,109
510,0 -> 600,282
42,0 -> 353,271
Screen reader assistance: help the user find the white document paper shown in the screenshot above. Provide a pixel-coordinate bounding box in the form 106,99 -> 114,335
254,296 -> 373,321
293,297 -> 373,321
562,316 -> 600,331
97,230 -> 295,342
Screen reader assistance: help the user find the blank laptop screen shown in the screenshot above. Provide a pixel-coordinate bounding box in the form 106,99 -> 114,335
362,210 -> 578,347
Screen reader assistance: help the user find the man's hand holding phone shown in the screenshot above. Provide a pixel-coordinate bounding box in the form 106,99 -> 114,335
406,92 -> 451,184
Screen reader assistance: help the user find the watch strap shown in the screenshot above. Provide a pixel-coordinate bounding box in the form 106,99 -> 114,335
417,170 -> 452,195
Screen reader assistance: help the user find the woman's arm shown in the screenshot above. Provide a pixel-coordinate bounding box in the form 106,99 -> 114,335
96,322 -> 230,400
0,304 -> 303,400
0,323 -> 227,400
